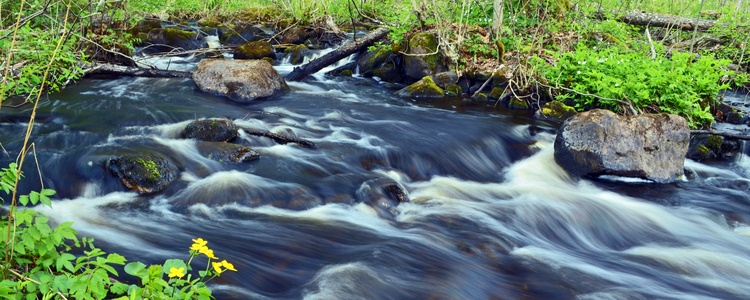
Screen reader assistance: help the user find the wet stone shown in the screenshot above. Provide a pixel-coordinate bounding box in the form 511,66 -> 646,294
183,119 -> 238,142
106,154 -> 176,194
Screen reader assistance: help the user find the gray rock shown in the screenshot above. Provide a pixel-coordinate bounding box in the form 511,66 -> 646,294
554,109 -> 690,183
183,119 -> 238,142
219,23 -> 265,45
106,154 -> 176,194
193,59 -> 289,102
430,71 -> 458,88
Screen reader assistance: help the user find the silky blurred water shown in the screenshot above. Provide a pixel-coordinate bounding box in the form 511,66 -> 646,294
1,48 -> 750,299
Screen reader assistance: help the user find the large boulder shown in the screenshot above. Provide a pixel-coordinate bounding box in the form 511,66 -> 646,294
193,59 -> 289,102
183,119 -> 238,142
106,154 -> 177,194
554,109 -> 690,183
146,27 -> 208,52
403,33 -> 447,81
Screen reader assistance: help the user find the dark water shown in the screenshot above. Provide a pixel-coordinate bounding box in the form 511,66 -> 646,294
2,52 -> 750,300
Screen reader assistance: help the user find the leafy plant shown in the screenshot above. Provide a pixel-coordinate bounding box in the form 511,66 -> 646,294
544,44 -> 733,128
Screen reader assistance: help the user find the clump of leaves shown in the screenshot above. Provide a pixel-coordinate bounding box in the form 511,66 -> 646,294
544,44 -> 733,128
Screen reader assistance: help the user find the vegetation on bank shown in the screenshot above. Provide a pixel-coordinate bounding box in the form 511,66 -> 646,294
0,0 -> 749,297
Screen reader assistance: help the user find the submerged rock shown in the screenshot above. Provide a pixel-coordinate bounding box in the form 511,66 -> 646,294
193,58 -> 289,102
232,40 -> 275,60
146,27 -> 208,52
107,154 -> 176,194
196,142 -> 260,163
554,109 -> 690,183
397,76 -> 444,98
183,119 -> 238,142
357,178 -> 410,219
534,101 -> 578,122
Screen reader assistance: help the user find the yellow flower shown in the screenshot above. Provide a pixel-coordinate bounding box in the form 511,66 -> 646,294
199,247 -> 218,259
190,238 -> 208,251
168,267 -> 185,278
212,261 -> 223,274
221,260 -> 237,271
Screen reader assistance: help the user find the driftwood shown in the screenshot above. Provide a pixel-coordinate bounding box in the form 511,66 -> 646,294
690,130 -> 750,141
286,27 -> 390,81
239,127 -> 317,149
84,63 -> 193,78
594,10 -> 721,31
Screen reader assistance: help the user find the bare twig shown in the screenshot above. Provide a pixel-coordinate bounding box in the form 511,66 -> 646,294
646,28 -> 657,60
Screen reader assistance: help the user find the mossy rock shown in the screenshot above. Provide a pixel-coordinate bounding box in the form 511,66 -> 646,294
284,44 -> 309,65
198,17 -> 221,27
706,135 -> 723,152
488,87 -> 504,99
372,63 -> 402,83
196,142 -> 260,163
687,144 -> 714,161
146,27 -> 208,52
534,100 -> 577,122
493,67 -> 508,86
509,97 -> 530,109
106,154 -> 176,194
495,40 -> 505,64
397,76 -> 444,98
183,119 -> 238,142
475,93 -> 488,102
404,33 -> 445,81
359,47 -> 392,73
262,57 -> 275,64
445,84 -> 462,96
233,40 -> 275,60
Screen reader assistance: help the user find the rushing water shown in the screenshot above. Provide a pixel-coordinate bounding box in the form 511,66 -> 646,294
2,45 -> 750,300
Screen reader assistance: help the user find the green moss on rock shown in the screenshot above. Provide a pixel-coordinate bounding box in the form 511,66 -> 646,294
136,158 -> 161,181
359,47 -> 392,72
689,144 -> 714,161
540,100 -> 577,120
488,87 -> 504,99
233,40 -> 274,60
475,93 -> 488,102
262,57 -> 275,64
398,76 -> 445,98
706,135 -> 724,152
340,69 -> 353,77
445,84 -> 462,96
509,97 -> 529,109
284,44 -> 309,65
198,17 -> 221,27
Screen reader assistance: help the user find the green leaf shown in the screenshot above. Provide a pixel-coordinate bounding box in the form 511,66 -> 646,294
124,262 -> 147,276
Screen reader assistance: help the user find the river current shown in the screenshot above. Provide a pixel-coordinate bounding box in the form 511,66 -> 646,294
2,47 -> 750,299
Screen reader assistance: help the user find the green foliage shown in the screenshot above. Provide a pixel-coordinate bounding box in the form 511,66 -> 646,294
0,163 -> 232,299
544,44 -> 733,128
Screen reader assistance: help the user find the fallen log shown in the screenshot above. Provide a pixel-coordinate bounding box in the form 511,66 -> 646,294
691,130 -> 750,141
286,27 -> 390,81
594,10 -> 722,31
240,126 -> 317,149
83,63 -> 193,78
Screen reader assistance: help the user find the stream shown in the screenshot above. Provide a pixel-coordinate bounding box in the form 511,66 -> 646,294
2,39 -> 750,299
